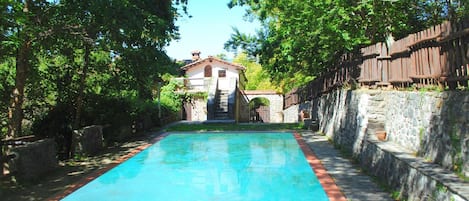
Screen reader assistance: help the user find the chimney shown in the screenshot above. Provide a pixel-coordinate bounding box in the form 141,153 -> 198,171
191,50 -> 201,61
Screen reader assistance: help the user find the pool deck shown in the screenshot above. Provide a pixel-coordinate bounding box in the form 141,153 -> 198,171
50,130 -> 392,201
298,131 -> 393,201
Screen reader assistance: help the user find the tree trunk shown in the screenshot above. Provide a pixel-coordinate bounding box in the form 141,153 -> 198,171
7,0 -> 34,139
7,40 -> 31,139
73,44 -> 90,130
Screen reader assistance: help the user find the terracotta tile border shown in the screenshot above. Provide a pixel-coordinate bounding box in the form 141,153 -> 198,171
294,132 -> 347,201
48,134 -> 168,201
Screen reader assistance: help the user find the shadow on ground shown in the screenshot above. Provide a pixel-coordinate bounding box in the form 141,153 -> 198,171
0,133 -> 159,201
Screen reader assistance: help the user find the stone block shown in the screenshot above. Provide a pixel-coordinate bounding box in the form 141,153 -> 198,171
441,92 -> 449,99
464,95 -> 469,103
463,103 -> 469,112
463,137 -> 469,178
303,118 -> 312,129
8,139 -> 58,181
72,125 -> 104,156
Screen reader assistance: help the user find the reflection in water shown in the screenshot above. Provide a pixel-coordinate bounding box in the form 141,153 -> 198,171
63,133 -> 328,201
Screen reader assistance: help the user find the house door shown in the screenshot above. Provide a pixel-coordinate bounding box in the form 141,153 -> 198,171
250,105 -> 270,123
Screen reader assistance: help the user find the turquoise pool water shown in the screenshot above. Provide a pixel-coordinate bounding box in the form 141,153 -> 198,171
62,132 -> 329,201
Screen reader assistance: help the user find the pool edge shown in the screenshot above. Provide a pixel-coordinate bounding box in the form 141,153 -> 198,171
294,132 -> 347,201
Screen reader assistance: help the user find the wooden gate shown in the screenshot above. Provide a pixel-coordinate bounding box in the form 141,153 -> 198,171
250,105 -> 270,123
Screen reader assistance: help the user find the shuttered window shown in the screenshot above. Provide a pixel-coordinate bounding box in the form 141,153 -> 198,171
204,65 -> 212,77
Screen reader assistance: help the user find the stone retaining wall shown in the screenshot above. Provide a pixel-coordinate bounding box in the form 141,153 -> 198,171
298,89 -> 469,200
361,138 -> 467,201
8,139 -> 58,181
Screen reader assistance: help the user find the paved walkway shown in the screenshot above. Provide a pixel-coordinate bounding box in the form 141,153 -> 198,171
298,131 -> 394,201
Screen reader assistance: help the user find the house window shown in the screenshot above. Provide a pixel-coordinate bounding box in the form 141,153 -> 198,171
204,65 -> 212,77
218,69 -> 226,77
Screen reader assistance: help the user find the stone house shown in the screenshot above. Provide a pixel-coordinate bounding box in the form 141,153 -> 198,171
176,51 -> 250,122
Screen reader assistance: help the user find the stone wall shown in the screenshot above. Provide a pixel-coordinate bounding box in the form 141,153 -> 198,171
190,97 -> 207,121
268,94 -> 285,123
237,90 -> 250,122
360,138 -> 466,201
313,90 -> 367,155
8,139 -> 58,181
282,104 -> 299,123
299,89 -> 469,200
73,125 -> 104,156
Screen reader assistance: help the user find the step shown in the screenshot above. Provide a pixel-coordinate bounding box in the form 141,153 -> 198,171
363,137 -> 469,201
214,116 -> 229,120
215,113 -> 229,117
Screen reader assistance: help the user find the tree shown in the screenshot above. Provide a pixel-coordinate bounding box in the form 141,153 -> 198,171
224,27 -> 260,57
1,0 -> 189,138
233,52 -> 280,91
2,0 -> 54,138
226,0 -> 468,91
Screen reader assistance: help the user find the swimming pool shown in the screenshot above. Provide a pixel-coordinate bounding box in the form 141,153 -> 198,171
62,132 -> 329,201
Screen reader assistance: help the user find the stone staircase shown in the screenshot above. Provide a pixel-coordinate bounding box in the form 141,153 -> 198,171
214,90 -> 229,120
366,93 -> 386,141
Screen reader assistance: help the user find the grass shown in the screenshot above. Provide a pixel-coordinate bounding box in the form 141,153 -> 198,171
164,122 -> 304,132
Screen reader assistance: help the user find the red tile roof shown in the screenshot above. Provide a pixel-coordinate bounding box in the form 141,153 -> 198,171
180,56 -> 246,71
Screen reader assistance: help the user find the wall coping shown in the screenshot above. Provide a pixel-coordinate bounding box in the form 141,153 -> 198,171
367,137 -> 469,200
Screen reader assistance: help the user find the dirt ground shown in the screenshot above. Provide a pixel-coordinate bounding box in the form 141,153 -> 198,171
0,132 -> 161,201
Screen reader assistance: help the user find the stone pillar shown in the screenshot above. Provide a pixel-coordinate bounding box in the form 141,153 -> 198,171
72,125 -> 104,156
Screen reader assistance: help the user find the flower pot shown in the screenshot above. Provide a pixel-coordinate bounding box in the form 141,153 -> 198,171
376,131 -> 387,141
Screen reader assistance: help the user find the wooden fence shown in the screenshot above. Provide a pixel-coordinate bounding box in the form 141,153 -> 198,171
284,20 -> 469,108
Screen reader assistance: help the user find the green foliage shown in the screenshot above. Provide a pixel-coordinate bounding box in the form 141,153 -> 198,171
0,59 -> 15,136
225,28 -> 260,57
233,52 -> 281,91
227,0 -> 468,91
160,75 -> 209,117
249,97 -> 270,110
0,0 -> 188,139
32,94 -> 179,149
160,76 -> 186,112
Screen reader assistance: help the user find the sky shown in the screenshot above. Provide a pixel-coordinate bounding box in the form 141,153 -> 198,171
165,0 -> 260,61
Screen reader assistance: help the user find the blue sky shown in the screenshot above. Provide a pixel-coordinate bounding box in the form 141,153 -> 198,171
165,0 -> 259,61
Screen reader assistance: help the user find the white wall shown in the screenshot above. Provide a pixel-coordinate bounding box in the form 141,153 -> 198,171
186,60 -> 240,91
185,65 -> 206,89
186,62 -> 239,78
